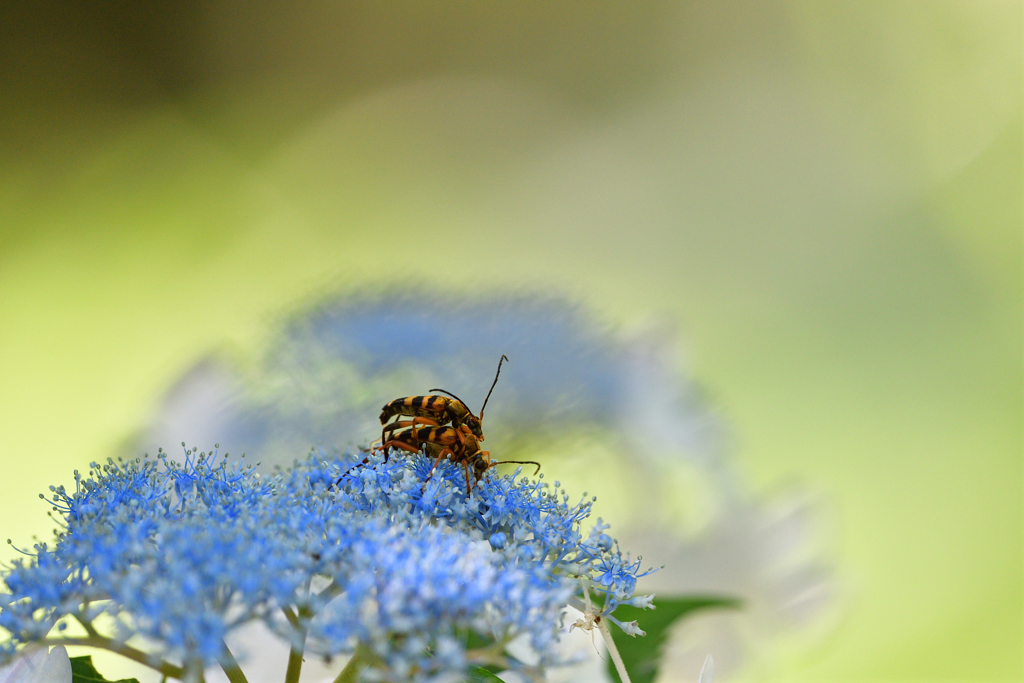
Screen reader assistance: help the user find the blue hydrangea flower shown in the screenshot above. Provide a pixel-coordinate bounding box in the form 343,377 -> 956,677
1,447 -> 655,683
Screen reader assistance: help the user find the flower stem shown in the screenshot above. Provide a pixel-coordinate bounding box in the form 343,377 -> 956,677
282,576 -> 324,683
332,645 -> 372,683
183,659 -> 206,683
284,645 -> 304,683
283,606 -> 309,683
218,640 -> 250,683
42,637 -> 185,679
597,619 -> 631,683
281,606 -> 301,630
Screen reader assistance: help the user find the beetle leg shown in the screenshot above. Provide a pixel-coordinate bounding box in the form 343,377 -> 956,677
380,440 -> 422,460
423,447 -> 455,486
335,440 -> 421,488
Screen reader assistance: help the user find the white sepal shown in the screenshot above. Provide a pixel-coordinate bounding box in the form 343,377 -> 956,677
0,646 -> 71,683
698,654 -> 714,683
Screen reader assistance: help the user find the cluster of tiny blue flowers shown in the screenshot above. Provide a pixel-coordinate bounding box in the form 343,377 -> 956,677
0,446 -> 655,682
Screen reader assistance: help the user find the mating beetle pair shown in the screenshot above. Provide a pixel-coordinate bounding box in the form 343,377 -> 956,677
339,355 -> 540,494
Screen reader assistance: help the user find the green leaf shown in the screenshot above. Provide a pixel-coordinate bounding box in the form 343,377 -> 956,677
465,665 -> 506,682
606,595 -> 740,683
70,655 -> 142,683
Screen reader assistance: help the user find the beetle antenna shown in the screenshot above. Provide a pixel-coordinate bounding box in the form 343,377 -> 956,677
425,387 -> 468,409
490,460 -> 541,475
479,354 -> 509,421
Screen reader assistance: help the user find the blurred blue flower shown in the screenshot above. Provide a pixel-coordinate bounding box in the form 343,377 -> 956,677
141,294 -> 723,472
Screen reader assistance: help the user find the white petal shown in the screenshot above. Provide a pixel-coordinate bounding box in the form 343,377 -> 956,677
698,654 -> 713,683
36,647 -> 71,683
0,649 -> 45,683
495,672 -> 530,683
0,647 -> 68,683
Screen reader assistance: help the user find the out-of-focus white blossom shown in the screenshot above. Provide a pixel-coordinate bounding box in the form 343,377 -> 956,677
0,647 -> 70,683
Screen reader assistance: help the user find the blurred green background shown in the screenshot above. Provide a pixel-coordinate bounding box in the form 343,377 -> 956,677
0,2 -> 1020,681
